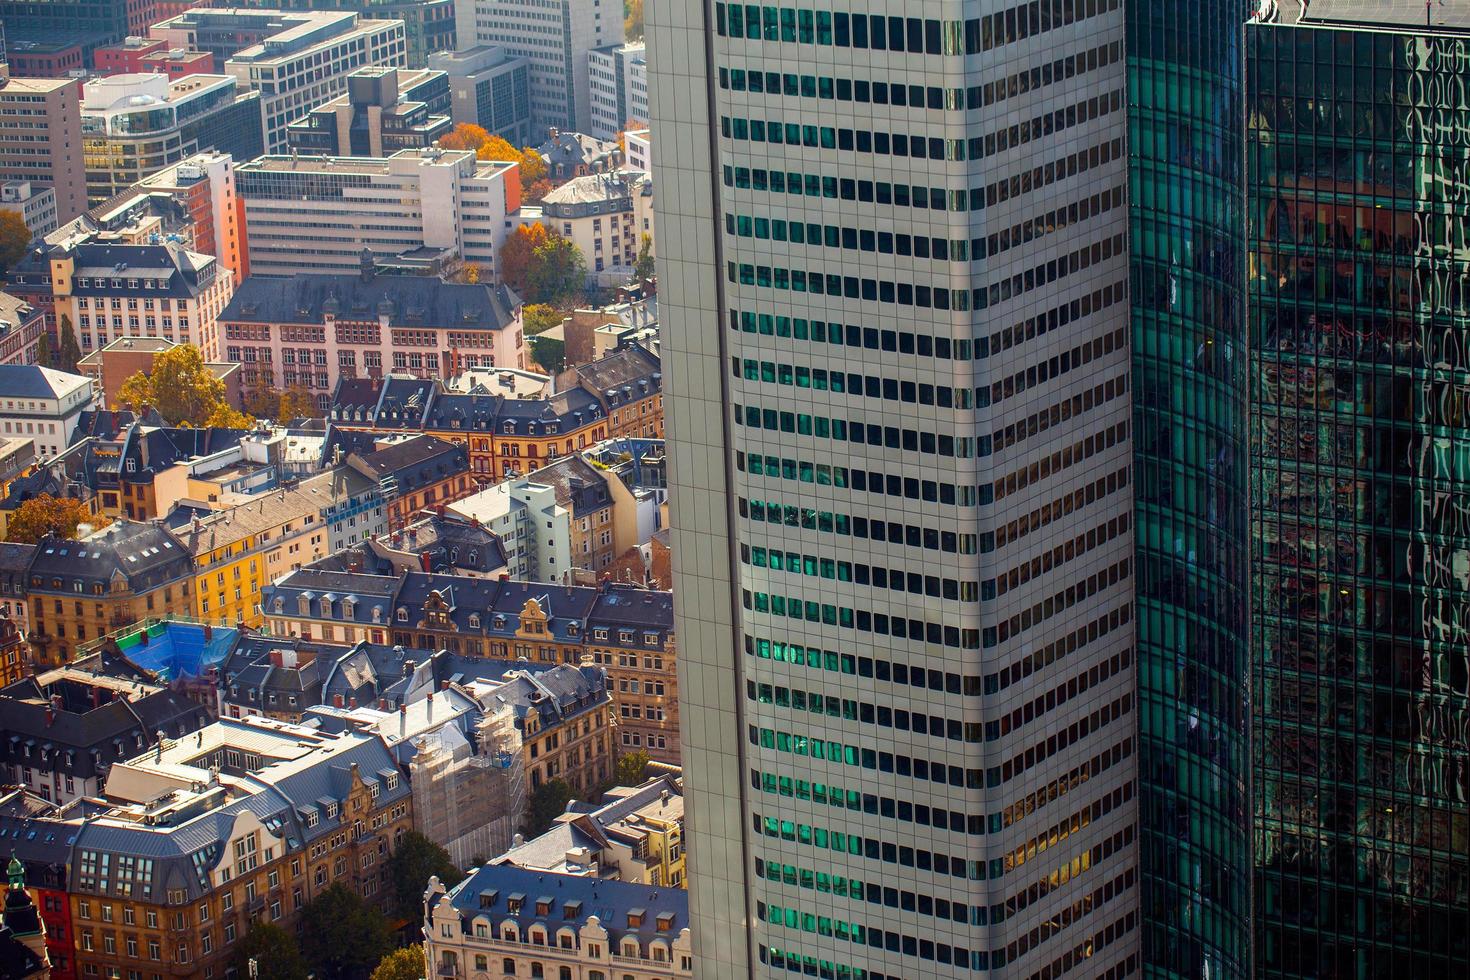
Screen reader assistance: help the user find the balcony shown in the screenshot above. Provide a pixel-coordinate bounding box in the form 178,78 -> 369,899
436,962 -> 462,978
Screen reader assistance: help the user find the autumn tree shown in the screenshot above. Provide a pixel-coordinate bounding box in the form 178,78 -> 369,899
4,494 -> 109,544
498,223 -> 550,297
231,923 -> 309,980
370,948 -> 426,980
522,178 -> 552,204
56,316 -> 82,373
0,211 -> 30,272
632,233 -> 656,283
518,147 -> 548,185
526,233 -> 587,307
277,385 -> 318,421
438,122 -> 491,152
625,0 -> 645,40
117,344 -> 255,429
477,134 -> 520,161
521,303 -> 563,337
386,831 -> 464,923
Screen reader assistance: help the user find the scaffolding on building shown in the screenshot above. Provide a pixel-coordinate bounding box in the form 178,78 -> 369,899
407,701 -> 526,867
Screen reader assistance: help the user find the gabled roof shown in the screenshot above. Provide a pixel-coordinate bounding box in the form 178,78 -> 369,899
571,343 -> 662,410
26,521 -> 193,594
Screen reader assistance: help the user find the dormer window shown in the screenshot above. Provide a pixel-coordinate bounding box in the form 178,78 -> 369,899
298,595 -> 311,615
468,614 -> 480,629
273,596 -> 284,613
396,608 -> 408,623
325,801 -> 338,819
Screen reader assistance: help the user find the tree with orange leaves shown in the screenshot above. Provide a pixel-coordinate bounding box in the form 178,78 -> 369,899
438,123 -> 491,152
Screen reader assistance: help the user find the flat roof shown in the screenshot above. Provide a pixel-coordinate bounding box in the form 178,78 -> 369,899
1293,0 -> 1470,31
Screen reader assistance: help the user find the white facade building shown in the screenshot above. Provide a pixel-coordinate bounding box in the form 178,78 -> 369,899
235,148 -> 518,278
0,180 -> 57,237
587,41 -> 647,140
446,479 -> 571,584
0,365 -> 95,458
454,0 -> 619,135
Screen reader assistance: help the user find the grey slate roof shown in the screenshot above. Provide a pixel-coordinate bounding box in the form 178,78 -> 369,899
442,862 -> 688,944
221,275 -> 520,332
26,521 -> 194,595
0,365 -> 91,401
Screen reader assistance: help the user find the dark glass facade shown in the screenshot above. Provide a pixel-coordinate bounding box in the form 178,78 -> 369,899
1127,1 -> 1252,977
1248,20 -> 1470,979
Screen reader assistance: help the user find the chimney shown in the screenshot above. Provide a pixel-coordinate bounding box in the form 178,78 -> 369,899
348,696 -> 357,709
399,703 -> 406,737
378,698 -> 387,711
440,679 -> 450,691
427,692 -> 434,721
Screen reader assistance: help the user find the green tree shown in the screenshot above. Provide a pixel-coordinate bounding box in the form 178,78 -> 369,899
528,335 -> 565,375
525,778 -> 575,836
370,947 -> 426,980
387,830 -> 464,923
3,494 -> 109,544
231,923 -> 309,980
56,316 -> 82,373
632,233 -> 656,283
521,303 -> 563,337
526,234 -> 587,306
300,883 -> 394,980
614,749 -> 651,787
116,343 -> 254,428
0,211 -> 30,272
34,332 -> 54,369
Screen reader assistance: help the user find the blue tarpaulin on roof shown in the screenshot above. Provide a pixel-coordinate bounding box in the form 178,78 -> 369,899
116,623 -> 238,681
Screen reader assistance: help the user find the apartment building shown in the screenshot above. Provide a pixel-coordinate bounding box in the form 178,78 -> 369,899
133,151 -> 246,281
151,8 -> 409,152
0,657 -> 209,803
261,568 -> 679,763
454,0 -> 619,134
235,148 -> 521,278
25,520 -> 196,667
0,365 -> 95,459
14,716 -> 412,979
586,40 -> 647,141
424,864 -> 692,980
428,45 -> 533,147
49,241 -> 234,358
343,434 -> 473,533
536,169 -> 653,284
286,66 -> 452,157
79,72 -> 263,204
496,774 -> 685,887
0,289 -> 46,366
326,343 -> 661,483
655,1 -> 1140,976
0,71 -> 87,224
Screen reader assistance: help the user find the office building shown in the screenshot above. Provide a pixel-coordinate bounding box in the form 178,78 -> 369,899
92,36 -> 213,78
150,8 -> 409,152
654,3 -> 1139,977
0,0 -> 150,47
264,0 -> 457,69
1127,0 -> 1252,975
79,72 -> 264,204
286,66 -> 453,157
0,180 -> 57,237
0,365 -> 95,458
428,45 -> 533,146
455,0 -> 620,134
587,40 -> 648,140
133,151 -> 246,282
235,148 -> 520,278
1248,2 -> 1470,977
0,72 -> 87,225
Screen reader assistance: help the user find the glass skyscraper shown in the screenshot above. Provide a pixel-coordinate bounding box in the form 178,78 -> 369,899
1248,3 -> 1470,978
653,0 -> 1141,976
1126,1 -> 1253,978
